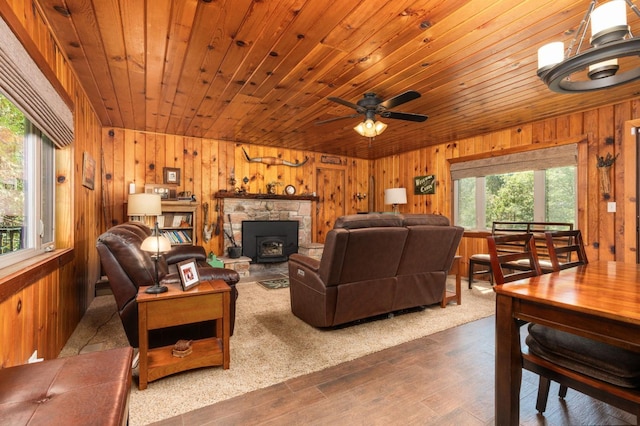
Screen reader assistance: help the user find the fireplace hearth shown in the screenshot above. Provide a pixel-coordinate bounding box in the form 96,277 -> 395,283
242,220 -> 299,263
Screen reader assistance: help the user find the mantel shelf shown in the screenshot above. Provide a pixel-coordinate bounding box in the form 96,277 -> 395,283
214,191 -> 319,202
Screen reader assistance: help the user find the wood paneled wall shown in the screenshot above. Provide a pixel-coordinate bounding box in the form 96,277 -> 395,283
101,129 -> 370,254
0,0 -> 102,367
374,102 -> 640,274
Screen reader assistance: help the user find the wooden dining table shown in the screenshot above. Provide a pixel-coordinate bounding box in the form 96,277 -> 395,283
494,260 -> 640,425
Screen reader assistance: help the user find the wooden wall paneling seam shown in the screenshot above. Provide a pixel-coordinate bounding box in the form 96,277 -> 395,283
613,102 -> 630,261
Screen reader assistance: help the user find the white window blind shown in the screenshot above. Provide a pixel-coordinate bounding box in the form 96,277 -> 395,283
450,144 -> 577,180
0,18 -> 73,148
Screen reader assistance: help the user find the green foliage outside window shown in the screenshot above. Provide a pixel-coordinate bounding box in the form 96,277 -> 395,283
0,93 -> 26,253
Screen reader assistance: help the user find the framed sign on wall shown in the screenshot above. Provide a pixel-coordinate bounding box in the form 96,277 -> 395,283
414,175 -> 435,195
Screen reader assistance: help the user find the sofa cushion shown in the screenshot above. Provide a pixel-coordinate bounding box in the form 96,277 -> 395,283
333,213 -> 403,229
526,323 -> 640,388
401,214 -> 450,226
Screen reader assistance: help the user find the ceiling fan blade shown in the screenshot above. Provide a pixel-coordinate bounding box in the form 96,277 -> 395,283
378,90 -> 421,110
381,111 -> 428,122
315,113 -> 361,125
327,97 -> 365,112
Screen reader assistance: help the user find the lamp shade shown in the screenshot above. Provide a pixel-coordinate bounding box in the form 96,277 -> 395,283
354,119 -> 387,137
140,234 -> 172,254
384,188 -> 407,205
127,193 -> 162,216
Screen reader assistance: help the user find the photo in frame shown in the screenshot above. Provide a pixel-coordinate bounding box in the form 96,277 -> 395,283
82,152 -> 96,190
177,258 -> 200,290
163,167 -> 181,185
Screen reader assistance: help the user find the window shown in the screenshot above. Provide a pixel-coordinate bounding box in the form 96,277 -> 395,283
0,16 -> 74,268
452,145 -> 577,230
0,93 -> 55,266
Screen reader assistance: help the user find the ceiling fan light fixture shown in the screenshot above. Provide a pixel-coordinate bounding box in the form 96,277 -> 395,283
537,0 -> 640,93
354,119 -> 387,137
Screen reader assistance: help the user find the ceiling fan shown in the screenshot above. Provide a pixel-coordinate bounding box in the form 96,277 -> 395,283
316,90 -> 428,135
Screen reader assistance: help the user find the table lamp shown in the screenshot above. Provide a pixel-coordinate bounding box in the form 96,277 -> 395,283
384,188 -> 407,215
140,223 -> 173,294
127,193 -> 163,227
128,193 -> 172,293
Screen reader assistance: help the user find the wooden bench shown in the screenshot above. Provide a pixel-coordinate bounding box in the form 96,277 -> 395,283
468,221 -> 574,288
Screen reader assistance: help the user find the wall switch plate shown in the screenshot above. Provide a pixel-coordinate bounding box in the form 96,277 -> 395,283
607,202 -> 616,213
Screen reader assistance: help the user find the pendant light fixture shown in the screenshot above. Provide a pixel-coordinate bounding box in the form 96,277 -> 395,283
537,0 -> 640,93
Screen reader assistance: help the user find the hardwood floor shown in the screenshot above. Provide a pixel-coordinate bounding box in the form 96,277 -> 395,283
152,315 -> 636,426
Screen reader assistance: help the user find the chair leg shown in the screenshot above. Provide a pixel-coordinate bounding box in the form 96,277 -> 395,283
468,260 -> 475,289
558,384 -> 568,399
536,376 -> 552,413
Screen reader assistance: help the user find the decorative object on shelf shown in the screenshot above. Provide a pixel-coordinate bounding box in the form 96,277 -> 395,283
384,188 -> 407,214
172,339 -> 193,358
355,192 -> 367,201
140,216 -> 172,294
414,175 -> 436,195
242,147 -> 308,167
266,181 -> 281,194
177,258 -> 200,290
284,184 -> 296,195
82,152 -> 96,190
596,152 -> 619,196
537,0 -> 640,93
163,167 -> 181,185
225,214 -> 242,258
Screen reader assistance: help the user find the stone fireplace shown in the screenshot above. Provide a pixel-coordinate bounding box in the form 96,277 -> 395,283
216,192 -> 316,261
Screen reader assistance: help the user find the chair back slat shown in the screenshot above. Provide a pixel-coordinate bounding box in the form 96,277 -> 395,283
487,233 -> 542,284
544,230 -> 588,271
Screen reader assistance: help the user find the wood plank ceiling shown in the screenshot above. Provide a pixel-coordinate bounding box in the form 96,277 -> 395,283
36,0 -> 640,159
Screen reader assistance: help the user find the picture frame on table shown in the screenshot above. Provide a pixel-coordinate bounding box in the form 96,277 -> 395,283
177,258 -> 200,291
163,167 -> 181,185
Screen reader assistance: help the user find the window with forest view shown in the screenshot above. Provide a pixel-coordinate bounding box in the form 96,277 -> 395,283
0,93 -> 55,265
455,166 -> 576,230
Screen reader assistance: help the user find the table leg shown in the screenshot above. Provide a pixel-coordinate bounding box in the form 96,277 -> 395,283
495,294 -> 521,426
138,303 -> 149,390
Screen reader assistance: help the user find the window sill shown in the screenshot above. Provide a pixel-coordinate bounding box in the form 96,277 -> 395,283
0,248 -> 74,302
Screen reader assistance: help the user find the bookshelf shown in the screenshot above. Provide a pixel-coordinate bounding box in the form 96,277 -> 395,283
157,201 -> 198,246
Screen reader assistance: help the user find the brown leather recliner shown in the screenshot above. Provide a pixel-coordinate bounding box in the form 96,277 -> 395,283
97,222 -> 240,348
288,213 -> 464,327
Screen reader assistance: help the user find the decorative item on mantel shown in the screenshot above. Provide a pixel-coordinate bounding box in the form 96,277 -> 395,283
597,152 -> 619,197
266,181 -> 281,195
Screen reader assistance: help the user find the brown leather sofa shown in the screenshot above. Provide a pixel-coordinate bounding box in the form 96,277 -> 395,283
97,222 -> 240,348
288,214 -> 464,327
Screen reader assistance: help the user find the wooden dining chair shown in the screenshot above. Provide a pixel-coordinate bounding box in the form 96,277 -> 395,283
544,229 -> 588,271
487,233 -> 542,285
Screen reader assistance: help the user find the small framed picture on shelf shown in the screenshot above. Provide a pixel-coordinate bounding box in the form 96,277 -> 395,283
177,258 -> 199,291
163,167 -> 181,185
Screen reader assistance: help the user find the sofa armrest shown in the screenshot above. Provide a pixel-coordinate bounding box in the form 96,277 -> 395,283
288,253 -> 320,273
165,245 -> 207,264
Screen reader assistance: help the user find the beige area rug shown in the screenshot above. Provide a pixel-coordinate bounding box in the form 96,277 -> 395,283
59,279 -> 496,425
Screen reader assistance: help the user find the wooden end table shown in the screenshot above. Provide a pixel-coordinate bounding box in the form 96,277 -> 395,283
441,255 -> 462,307
137,280 -> 230,390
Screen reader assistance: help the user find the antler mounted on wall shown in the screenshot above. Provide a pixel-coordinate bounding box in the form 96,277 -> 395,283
242,147 -> 308,167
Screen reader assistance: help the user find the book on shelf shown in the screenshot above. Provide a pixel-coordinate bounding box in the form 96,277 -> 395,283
171,215 -> 184,227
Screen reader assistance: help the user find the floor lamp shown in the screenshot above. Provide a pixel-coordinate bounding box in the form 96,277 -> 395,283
384,188 -> 407,215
